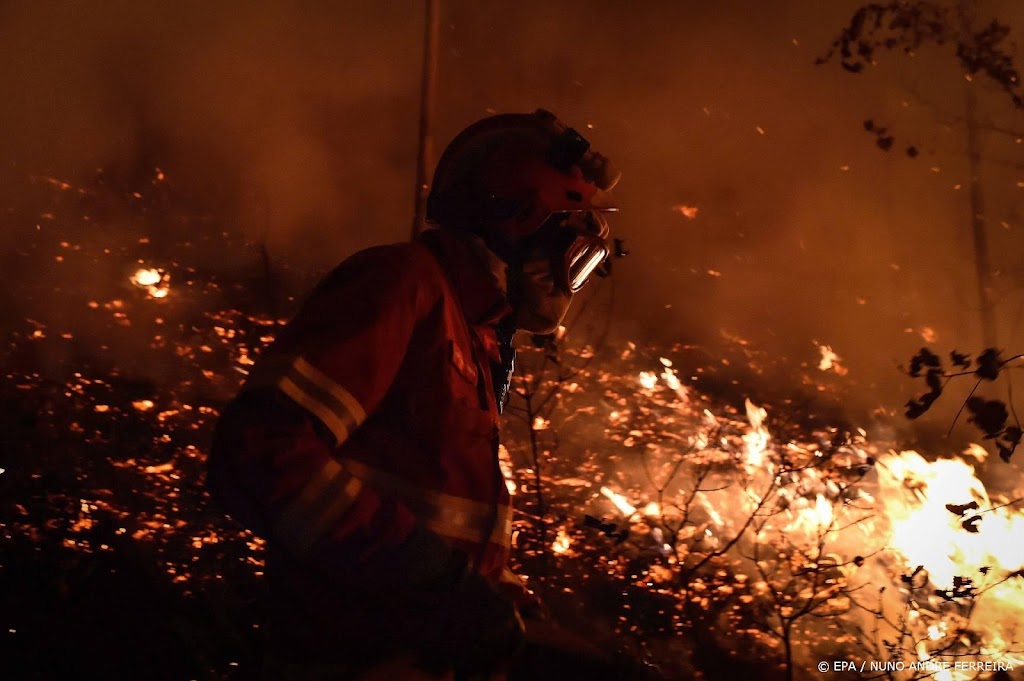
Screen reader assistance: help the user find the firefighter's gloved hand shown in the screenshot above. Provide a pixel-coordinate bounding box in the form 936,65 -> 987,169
495,567 -> 548,621
416,571 -> 525,677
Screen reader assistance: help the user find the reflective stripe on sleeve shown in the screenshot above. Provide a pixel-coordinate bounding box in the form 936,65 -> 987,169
491,507 -> 514,548
341,458 -> 513,549
421,506 -> 512,548
274,356 -> 367,446
273,458 -> 364,556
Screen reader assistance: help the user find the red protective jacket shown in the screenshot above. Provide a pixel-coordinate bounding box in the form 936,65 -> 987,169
208,228 -> 521,659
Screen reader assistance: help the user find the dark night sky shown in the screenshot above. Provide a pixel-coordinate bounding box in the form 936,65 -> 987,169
3,0 -> 1024,418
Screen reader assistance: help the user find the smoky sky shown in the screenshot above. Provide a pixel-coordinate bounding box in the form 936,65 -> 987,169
3,0 -> 1024,420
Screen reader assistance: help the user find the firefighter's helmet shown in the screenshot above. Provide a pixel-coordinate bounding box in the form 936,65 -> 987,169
426,109 -> 620,242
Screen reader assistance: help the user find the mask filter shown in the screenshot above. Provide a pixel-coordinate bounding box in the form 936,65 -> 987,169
546,212 -> 610,292
564,233 -> 609,292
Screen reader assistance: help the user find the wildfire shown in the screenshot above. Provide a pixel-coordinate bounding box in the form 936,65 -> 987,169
130,267 -> 171,298
589,359 -> 1023,674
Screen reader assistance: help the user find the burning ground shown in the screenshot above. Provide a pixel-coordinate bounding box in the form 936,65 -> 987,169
2,172 -> 1024,681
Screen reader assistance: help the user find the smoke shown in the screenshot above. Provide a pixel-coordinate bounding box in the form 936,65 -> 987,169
4,0 -> 1024,423
430,0 -> 1024,425
0,0 -> 422,263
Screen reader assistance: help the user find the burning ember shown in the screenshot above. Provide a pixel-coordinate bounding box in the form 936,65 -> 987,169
817,342 -> 848,375
673,204 -> 699,219
130,267 -> 171,298
552,528 -> 573,554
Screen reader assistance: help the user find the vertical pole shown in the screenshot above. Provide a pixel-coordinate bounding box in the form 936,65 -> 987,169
411,0 -> 441,240
960,0 -> 998,348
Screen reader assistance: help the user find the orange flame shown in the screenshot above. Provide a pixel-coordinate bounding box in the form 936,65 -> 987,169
601,486 -> 637,517
742,399 -> 769,469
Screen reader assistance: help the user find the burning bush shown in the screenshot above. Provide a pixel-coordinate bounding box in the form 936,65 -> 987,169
499,336 -> 1024,680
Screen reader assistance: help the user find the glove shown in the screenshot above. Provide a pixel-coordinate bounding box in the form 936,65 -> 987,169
495,568 -> 549,622
415,569 -> 526,678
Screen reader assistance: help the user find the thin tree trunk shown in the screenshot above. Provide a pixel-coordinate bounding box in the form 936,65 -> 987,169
410,0 -> 441,240
960,0 -> 998,348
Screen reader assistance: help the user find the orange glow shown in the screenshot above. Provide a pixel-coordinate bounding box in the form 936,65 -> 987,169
672,204 -> 699,219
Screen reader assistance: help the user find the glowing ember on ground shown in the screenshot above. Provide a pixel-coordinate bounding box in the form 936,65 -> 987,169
552,528 -> 572,554
132,268 -> 161,286
816,342 -> 847,375
130,267 -> 171,298
658,361 -> 688,400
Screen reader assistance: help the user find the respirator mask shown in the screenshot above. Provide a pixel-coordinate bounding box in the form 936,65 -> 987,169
512,211 -> 610,333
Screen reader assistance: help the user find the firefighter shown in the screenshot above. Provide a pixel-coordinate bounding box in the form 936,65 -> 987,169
207,109 -> 620,680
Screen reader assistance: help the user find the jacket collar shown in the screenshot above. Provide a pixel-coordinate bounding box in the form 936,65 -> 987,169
417,228 -> 512,326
